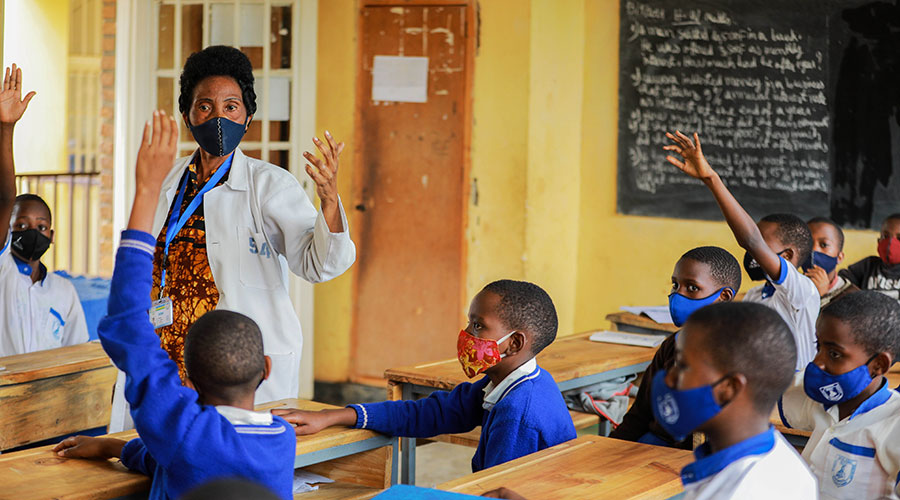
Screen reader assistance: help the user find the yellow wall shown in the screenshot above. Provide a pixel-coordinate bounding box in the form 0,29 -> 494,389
2,0 -> 69,174
312,0 -> 881,383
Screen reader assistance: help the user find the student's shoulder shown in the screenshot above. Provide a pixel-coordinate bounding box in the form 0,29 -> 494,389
44,272 -> 81,299
737,434 -> 815,493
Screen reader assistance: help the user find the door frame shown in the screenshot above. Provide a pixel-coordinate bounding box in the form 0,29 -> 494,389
350,0 -> 476,384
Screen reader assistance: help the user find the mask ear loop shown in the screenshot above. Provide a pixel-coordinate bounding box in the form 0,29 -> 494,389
497,331 -> 518,359
709,372 -> 740,409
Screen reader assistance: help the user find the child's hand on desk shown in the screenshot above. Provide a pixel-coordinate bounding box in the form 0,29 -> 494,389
663,131 -> 717,181
482,487 -> 528,500
52,436 -> 126,460
271,407 -> 357,436
805,265 -> 830,296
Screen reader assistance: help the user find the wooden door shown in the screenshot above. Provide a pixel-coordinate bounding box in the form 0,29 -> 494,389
351,3 -> 473,380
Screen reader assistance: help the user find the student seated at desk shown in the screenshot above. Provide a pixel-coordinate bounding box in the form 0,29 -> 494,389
52,112 -> 295,500
610,246 -> 740,450
803,217 -> 858,308
485,302 -> 816,500
840,213 -> 900,302
779,291 -> 900,500
0,64 -> 87,356
274,280 -> 577,472
664,131 -> 819,370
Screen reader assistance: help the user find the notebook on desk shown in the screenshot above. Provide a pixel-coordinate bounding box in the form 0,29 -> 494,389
589,330 -> 665,348
620,306 -> 674,324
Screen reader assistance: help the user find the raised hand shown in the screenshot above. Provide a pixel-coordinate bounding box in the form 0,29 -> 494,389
663,131 -> 716,180
0,64 -> 36,124
303,131 -> 344,205
135,110 -> 178,193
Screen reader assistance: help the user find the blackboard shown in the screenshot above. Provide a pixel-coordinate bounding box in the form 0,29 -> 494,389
616,0 -> 900,229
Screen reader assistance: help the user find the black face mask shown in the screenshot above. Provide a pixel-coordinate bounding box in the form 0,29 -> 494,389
11,229 -> 51,261
743,249 -> 787,282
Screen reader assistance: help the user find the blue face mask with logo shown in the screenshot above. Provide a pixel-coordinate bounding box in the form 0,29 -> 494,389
802,251 -> 839,274
803,356 -> 875,405
189,116 -> 249,157
650,370 -> 731,442
667,287 -> 732,327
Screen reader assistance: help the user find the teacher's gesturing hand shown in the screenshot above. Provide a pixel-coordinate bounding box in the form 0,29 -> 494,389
303,130 -> 345,233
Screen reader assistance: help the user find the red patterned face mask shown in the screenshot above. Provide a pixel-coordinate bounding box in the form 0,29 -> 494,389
878,237 -> 900,266
456,330 -> 515,378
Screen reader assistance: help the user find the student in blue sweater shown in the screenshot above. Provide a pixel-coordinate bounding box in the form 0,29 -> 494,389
274,279 -> 577,472
52,111 -> 295,500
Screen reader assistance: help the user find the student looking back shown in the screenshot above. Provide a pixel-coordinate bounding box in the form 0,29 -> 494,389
804,217 -> 858,308
274,280 -> 576,472
664,131 -> 819,369
611,245 -> 740,449
53,112 -> 295,500
841,213 -> 900,302
0,64 -> 87,356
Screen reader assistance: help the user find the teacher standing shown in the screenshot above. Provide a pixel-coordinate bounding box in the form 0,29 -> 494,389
147,45 -> 354,404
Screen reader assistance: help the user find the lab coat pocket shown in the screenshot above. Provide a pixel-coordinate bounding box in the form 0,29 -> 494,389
238,226 -> 281,289
822,438 -> 882,499
264,351 -> 296,397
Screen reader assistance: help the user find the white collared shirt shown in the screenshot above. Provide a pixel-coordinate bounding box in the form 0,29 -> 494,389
780,373 -> 900,499
0,231 -> 88,357
482,357 -> 538,411
215,405 -> 275,426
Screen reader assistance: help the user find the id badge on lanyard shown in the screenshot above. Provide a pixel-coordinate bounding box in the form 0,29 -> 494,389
152,155 -> 232,329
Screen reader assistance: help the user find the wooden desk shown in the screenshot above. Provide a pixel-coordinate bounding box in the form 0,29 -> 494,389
384,333 -> 656,484
605,312 -> 678,336
0,342 -> 117,450
437,435 -> 693,500
0,399 -> 394,500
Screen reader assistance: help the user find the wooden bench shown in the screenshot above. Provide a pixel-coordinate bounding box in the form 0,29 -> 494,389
0,342 -> 117,450
438,435 -> 693,499
0,399 -> 394,500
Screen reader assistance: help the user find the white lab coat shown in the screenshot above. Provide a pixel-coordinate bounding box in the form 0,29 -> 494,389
110,148 -> 355,430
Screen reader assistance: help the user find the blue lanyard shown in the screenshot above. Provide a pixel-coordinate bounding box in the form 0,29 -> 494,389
159,154 -> 233,296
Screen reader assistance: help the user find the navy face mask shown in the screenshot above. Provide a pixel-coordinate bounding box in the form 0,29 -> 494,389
667,287 -> 732,327
189,116 -> 248,157
650,370 -> 732,442
803,356 -> 876,405
802,251 -> 839,274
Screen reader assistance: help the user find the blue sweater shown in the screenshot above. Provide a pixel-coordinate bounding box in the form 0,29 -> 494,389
350,364 -> 576,471
98,230 -> 296,500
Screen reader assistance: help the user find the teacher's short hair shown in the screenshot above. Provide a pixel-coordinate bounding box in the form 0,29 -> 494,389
178,45 -> 258,117
184,309 -> 266,402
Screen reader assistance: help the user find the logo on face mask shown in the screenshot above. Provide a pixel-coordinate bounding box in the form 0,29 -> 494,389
658,393 -> 680,424
832,455 -> 857,487
819,382 -> 844,402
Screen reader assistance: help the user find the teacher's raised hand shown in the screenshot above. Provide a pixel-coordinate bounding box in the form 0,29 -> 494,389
303,130 -> 345,233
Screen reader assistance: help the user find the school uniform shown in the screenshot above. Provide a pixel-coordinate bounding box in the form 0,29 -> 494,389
349,357 -> 576,472
680,427 -> 817,499
840,256 -> 900,301
0,231 -> 88,356
610,332 -> 693,449
99,230 -> 296,500
743,256 -> 819,369
780,374 -> 900,499
818,276 -> 859,309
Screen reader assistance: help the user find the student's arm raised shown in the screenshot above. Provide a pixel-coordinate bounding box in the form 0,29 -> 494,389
664,131 -> 783,280
0,64 -> 35,249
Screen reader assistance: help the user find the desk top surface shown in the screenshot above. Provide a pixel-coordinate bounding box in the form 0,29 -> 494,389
0,342 -> 113,385
605,312 -> 679,334
384,333 -> 657,390
0,399 -> 385,500
437,435 -> 692,500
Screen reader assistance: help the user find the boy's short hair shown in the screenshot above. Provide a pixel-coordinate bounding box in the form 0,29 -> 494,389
806,216 -> 845,251
184,310 -> 266,401
884,213 -> 900,225
687,302 -> 796,414
14,194 -> 52,222
680,246 -> 741,291
179,45 -> 257,117
821,291 -> 900,359
760,213 -> 813,266
482,280 -> 558,356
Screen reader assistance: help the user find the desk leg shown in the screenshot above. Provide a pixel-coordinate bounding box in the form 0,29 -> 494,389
598,419 -> 611,437
391,438 -> 399,485
400,384 -> 417,485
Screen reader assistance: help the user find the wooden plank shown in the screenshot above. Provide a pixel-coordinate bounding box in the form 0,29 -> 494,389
384,333 -> 656,390
260,399 -> 390,456
437,435 -> 692,499
605,312 -> 678,335
296,481 -> 381,500
433,410 -> 601,448
0,365 -> 117,450
0,342 -> 112,385
304,446 -> 392,489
